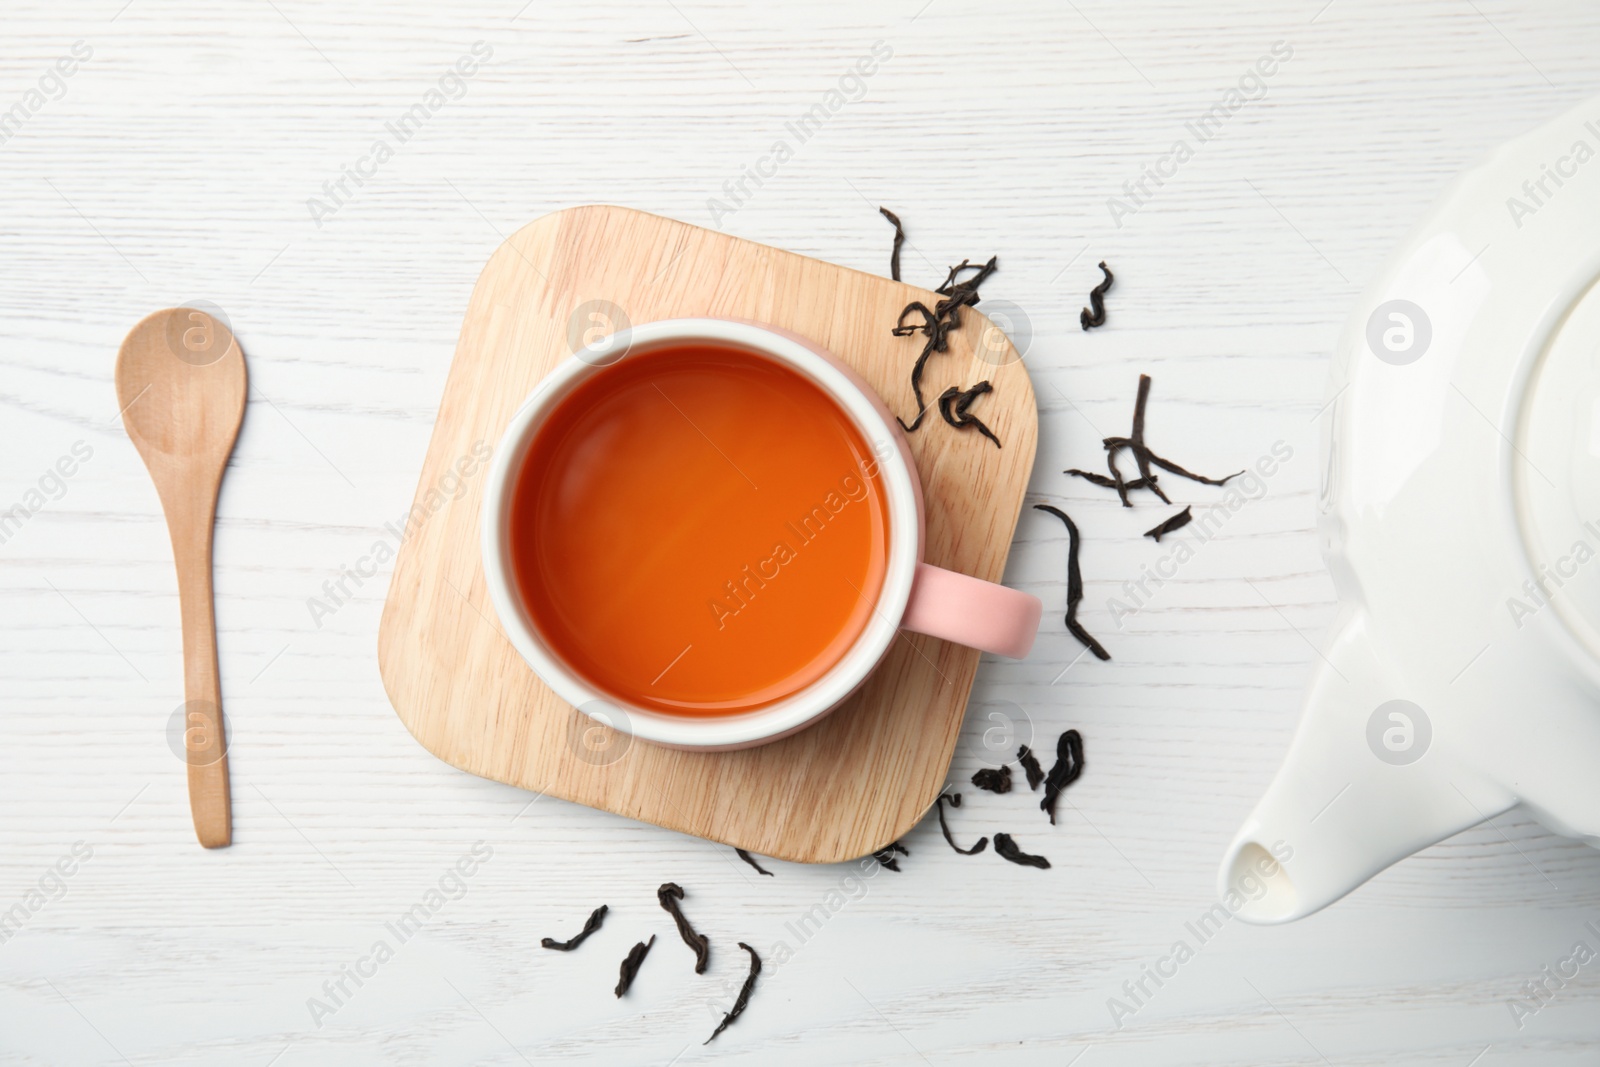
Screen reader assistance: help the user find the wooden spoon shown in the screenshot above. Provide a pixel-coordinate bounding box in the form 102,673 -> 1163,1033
116,308 -> 246,848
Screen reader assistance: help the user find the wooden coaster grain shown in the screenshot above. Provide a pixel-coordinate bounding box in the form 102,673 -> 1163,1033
377,205 -> 1037,863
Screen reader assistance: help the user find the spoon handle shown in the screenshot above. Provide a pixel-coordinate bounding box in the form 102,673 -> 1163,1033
168,498 -> 232,848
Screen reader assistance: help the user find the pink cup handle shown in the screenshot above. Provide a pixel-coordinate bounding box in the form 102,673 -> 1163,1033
900,562 -> 1042,659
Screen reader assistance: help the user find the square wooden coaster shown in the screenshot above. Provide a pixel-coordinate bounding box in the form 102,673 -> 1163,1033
378,205 -> 1036,863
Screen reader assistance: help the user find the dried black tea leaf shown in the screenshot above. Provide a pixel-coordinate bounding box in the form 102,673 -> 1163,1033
1064,469 -> 1149,492
1065,614 -> 1108,663
937,382 -> 1002,448
1040,729 -> 1085,825
615,935 -> 655,997
873,841 -> 909,871
657,882 -> 710,974
540,904 -> 608,952
1017,745 -> 1044,791
1033,505 -> 1111,661
935,793 -> 988,855
936,386 -> 964,427
971,765 -> 1012,794
1144,506 -> 1193,542
892,301 -> 938,338
735,848 -> 774,877
1145,450 -> 1243,487
891,254 -> 998,431
994,832 -> 1051,869
704,942 -> 763,1044
879,207 -> 905,282
936,381 -> 990,426
1124,372 -> 1165,501
937,256 -> 998,296
894,304 -> 946,433
1074,375 -> 1242,507
1079,261 -> 1113,330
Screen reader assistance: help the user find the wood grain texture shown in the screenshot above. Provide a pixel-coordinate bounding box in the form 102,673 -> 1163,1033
377,205 -> 1036,864
4,1 -> 1600,1064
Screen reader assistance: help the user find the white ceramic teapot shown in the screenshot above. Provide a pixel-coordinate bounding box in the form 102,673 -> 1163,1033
1220,96 -> 1600,922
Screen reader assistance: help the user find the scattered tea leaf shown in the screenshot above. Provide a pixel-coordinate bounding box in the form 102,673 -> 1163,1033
1040,729 -> 1085,826
1064,469 -> 1150,492
937,382 -> 1002,448
704,942 -> 763,1044
540,904 -> 608,952
994,832 -> 1051,869
893,303 -> 946,432
935,793 -> 988,856
936,256 -> 999,296
873,841 -> 909,871
1032,504 -> 1110,661
1124,371 -> 1165,502
879,207 -> 905,283
1017,745 -> 1044,791
1079,375 -> 1242,507
935,387 -> 966,427
615,935 -> 656,997
891,252 -> 998,431
893,301 -> 938,338
971,765 -> 1012,794
1144,449 -> 1243,487
1143,506 -> 1193,542
657,882 -> 710,974
735,848 -> 774,877
1079,261 -> 1113,331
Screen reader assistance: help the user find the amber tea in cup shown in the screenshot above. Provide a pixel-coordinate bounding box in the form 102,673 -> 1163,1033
508,342 -> 892,715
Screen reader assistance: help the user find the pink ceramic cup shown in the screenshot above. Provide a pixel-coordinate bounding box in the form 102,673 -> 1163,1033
480,318 -> 1041,750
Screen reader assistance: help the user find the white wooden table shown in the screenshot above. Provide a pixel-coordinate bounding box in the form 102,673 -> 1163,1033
4,1 -> 1599,1063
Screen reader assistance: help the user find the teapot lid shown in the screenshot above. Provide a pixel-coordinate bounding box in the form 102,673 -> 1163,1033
1514,276 -> 1600,660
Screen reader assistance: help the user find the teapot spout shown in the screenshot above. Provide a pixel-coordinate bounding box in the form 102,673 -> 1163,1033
1218,614 -> 1514,923
1219,760 -> 1509,924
